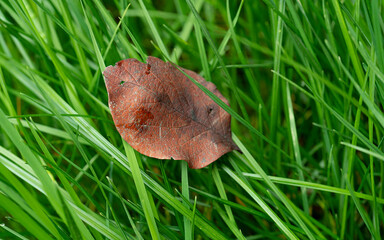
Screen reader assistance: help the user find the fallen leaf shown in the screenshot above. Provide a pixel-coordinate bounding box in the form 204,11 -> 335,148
103,56 -> 239,169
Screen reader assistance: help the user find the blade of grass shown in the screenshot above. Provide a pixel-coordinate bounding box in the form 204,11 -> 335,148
232,134 -> 319,240
223,166 -> 298,240
123,141 -> 160,240
0,191 -> 53,240
0,108 -> 66,230
181,161 -> 191,240
137,0 -> 170,60
283,82 -> 309,213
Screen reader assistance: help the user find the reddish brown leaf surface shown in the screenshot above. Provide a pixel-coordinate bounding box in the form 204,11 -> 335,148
103,56 -> 239,169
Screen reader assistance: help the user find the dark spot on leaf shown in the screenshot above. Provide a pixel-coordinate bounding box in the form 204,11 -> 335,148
190,108 -> 197,121
135,107 -> 154,123
145,64 -> 151,75
155,93 -> 171,105
124,107 -> 154,133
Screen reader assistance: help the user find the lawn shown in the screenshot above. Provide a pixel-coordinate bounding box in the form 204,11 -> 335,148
0,0 -> 383,239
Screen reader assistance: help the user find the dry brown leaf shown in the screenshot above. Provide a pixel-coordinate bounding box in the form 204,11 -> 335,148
103,56 -> 238,169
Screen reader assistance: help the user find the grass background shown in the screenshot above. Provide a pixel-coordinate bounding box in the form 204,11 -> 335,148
0,0 -> 383,239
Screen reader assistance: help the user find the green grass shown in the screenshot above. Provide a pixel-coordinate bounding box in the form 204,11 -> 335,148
0,0 -> 383,239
